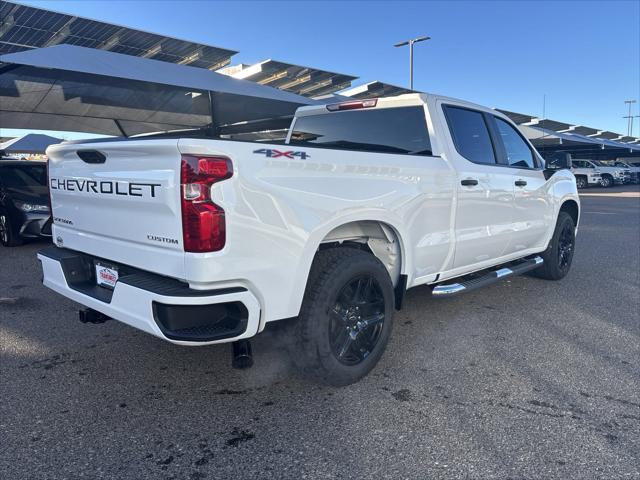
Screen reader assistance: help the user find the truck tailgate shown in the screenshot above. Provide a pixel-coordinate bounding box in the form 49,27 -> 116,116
47,139 -> 186,279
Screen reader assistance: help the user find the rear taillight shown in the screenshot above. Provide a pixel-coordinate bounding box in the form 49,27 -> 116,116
180,154 -> 232,253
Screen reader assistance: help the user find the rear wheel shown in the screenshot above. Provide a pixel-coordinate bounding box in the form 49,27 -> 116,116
533,211 -> 575,280
575,176 -> 587,189
287,248 -> 394,386
0,211 -> 23,247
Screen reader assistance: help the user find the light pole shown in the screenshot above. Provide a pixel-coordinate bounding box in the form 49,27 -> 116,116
394,35 -> 430,90
623,99 -> 637,136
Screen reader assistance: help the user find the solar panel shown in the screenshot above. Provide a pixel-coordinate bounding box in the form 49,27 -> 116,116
592,131 -> 621,140
535,119 -> 573,132
0,1 -> 237,69
226,59 -> 357,97
495,109 -> 538,125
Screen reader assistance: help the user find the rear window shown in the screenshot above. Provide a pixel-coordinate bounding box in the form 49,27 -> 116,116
0,165 -> 47,188
290,106 -> 432,155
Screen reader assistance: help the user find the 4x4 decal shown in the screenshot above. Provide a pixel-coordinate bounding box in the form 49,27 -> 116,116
253,148 -> 310,160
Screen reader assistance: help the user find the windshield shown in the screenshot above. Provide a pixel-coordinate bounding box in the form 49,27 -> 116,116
0,164 -> 47,188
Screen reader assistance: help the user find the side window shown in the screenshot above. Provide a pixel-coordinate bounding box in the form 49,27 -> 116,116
443,106 -> 496,164
494,117 -> 535,169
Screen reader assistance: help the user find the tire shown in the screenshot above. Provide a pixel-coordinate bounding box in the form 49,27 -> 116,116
286,247 -> 395,386
575,176 -> 587,189
600,175 -> 613,188
0,211 -> 23,247
533,211 -> 575,281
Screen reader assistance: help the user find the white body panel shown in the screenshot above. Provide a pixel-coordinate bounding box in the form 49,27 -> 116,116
43,93 -> 580,344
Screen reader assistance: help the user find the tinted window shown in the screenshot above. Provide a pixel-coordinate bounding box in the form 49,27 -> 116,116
0,165 -> 47,188
443,106 -> 496,164
494,118 -> 535,168
290,106 -> 432,155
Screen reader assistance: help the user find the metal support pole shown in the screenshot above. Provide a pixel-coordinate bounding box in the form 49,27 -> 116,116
409,41 -> 414,90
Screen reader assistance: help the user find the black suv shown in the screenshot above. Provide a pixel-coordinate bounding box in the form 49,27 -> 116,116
0,160 -> 52,247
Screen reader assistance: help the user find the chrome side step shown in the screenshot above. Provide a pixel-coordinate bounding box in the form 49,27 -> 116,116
432,256 -> 543,297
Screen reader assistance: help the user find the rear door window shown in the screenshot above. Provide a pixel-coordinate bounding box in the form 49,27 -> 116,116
443,105 -> 496,164
290,106 -> 432,155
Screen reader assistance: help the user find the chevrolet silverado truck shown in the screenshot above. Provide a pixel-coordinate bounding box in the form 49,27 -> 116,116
569,160 -> 603,189
572,159 -> 630,187
613,161 -> 640,184
39,93 -> 580,385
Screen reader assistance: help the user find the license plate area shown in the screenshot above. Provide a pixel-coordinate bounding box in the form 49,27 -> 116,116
95,262 -> 119,289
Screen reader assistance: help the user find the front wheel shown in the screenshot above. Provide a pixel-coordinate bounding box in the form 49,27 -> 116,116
533,211 -> 575,280
600,175 -> 613,188
287,248 -> 394,386
0,211 -> 23,247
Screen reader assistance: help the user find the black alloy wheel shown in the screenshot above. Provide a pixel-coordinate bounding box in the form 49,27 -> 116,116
557,221 -> 575,271
0,212 -> 22,247
286,247 -> 394,386
329,275 -> 386,365
0,214 -> 8,245
533,211 -> 575,281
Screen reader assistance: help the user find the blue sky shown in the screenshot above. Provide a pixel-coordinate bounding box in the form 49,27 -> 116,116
4,0 -> 639,140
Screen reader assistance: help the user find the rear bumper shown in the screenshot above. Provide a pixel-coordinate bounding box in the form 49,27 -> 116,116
38,246 -> 261,345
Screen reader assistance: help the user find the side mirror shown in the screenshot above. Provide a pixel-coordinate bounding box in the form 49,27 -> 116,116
545,152 -> 572,170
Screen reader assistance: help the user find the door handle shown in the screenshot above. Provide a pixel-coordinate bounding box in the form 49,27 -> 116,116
461,179 -> 478,186
515,180 -> 527,187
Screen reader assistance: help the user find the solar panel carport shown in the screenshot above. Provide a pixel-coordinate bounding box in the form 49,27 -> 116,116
518,125 -> 640,161
0,1 -> 236,70
499,109 -> 640,160
0,133 -> 61,154
0,45 -> 317,137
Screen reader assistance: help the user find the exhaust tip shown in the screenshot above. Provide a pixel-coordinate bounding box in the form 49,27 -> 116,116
231,340 -> 253,369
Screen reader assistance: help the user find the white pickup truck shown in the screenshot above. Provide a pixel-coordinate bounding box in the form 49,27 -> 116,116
40,93 -> 580,385
572,159 -> 630,188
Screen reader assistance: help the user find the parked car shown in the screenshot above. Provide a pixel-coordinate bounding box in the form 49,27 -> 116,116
613,161 -> 640,184
571,159 -> 629,187
0,160 -> 52,246
569,160 -> 602,189
39,93 -> 579,385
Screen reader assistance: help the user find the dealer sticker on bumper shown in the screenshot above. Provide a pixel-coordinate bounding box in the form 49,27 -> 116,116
95,264 -> 119,289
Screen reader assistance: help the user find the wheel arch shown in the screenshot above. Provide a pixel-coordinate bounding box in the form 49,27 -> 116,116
287,216 -> 410,318
560,199 -> 579,228
318,219 -> 406,287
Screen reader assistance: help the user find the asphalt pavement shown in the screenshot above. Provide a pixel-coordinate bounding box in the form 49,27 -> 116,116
1,185 -> 639,479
